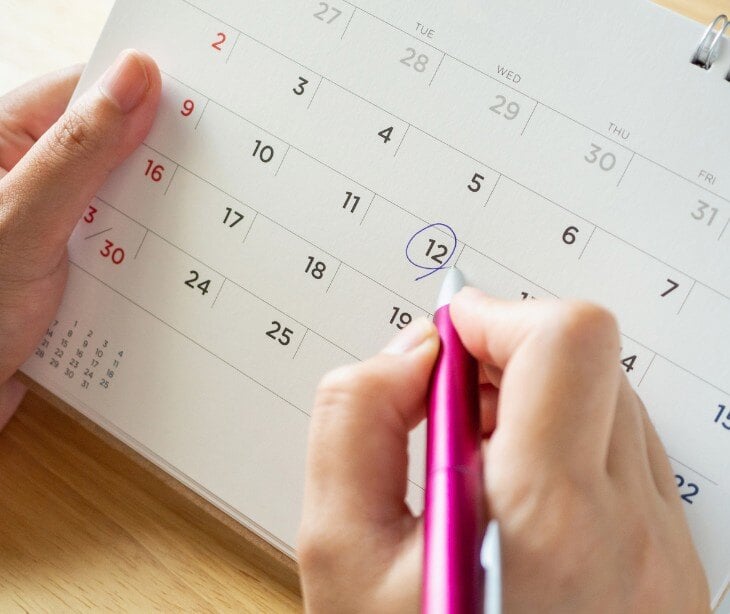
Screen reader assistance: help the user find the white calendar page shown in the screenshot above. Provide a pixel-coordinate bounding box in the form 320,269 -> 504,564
21,0 -> 730,606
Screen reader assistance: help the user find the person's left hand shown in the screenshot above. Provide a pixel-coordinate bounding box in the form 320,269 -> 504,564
0,51 -> 161,428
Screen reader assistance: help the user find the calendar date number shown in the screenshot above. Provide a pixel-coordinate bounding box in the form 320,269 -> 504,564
674,474 -> 699,505
267,321 -> 294,346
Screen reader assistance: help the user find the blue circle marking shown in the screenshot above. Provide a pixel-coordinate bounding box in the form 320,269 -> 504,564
405,222 -> 458,281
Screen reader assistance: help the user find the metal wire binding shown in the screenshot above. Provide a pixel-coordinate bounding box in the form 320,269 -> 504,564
692,14 -> 729,69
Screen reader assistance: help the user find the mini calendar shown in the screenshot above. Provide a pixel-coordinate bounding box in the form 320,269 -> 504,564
21,0 -> 730,606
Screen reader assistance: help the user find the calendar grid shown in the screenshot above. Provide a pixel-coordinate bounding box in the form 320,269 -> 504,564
36,2 -> 728,595
104,60 -> 730,414
168,67 -> 721,308
123,116 -> 729,402
180,0 -> 730,209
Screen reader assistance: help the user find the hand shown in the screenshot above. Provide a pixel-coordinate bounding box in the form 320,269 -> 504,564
0,51 -> 161,428
298,290 -> 710,613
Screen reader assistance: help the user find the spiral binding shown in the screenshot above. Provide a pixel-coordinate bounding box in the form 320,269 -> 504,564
691,14 -> 728,70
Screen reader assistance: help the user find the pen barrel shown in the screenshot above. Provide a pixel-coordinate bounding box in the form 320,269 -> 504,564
422,306 -> 484,614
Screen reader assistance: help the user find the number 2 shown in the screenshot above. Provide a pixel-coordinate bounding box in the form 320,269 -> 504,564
212,32 -> 227,51
674,475 -> 699,504
426,239 -> 448,264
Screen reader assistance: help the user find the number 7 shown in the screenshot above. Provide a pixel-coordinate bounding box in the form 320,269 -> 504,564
661,279 -> 679,297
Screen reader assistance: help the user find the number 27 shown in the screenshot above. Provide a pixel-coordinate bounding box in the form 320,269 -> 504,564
314,3 -> 342,23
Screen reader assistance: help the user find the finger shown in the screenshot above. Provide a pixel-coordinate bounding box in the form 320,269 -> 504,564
480,383 -> 499,436
0,50 -> 161,278
301,318 -> 439,537
636,396 -> 680,503
605,376 -> 654,489
0,64 -> 83,169
451,288 -> 621,472
0,377 -> 26,430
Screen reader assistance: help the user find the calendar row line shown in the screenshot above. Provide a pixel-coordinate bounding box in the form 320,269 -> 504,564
180,0 -> 730,209
68,220 -> 730,489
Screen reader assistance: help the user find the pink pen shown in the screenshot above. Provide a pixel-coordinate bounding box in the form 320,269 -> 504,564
422,267 -> 489,614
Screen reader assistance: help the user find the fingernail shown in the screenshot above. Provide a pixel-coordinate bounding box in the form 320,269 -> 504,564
382,317 -> 435,355
98,50 -> 150,113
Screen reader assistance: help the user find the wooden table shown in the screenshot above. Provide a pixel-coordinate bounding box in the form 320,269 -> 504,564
0,1 -> 724,611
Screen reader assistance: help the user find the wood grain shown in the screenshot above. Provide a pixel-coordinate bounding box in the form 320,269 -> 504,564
0,0 -> 723,612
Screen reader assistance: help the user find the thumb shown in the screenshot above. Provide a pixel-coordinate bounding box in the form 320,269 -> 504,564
0,50 -> 161,277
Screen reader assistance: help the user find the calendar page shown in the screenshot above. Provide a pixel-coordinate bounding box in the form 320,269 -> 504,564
21,0 -> 730,606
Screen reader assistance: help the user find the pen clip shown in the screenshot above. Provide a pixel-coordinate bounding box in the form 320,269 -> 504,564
481,520 -> 502,614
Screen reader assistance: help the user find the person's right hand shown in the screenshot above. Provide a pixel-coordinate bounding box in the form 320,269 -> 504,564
299,289 -> 711,613
450,289 -> 710,613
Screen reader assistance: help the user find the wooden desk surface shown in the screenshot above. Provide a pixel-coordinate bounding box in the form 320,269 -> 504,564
0,0 -> 724,611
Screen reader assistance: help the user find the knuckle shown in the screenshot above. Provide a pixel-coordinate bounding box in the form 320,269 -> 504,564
297,524 -> 340,576
315,362 -> 380,410
552,301 -> 619,348
49,108 -> 99,161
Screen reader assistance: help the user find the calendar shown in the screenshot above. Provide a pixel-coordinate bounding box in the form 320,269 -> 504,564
20,0 -> 730,606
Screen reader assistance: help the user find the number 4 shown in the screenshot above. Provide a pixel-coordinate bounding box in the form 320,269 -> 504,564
378,127 -> 394,144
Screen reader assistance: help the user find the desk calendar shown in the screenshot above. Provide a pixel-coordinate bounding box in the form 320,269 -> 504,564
20,0 -> 730,606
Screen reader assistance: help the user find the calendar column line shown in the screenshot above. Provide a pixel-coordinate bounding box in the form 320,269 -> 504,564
483,174 -> 501,208
133,230 -> 149,260
520,101 -> 540,136
308,76 -> 325,110
326,262 -> 343,293
718,217 -> 729,241
393,124 -> 411,157
340,6 -> 357,40
224,31 -> 241,64
428,54 -> 446,87
578,226 -> 597,260
359,193 -> 377,226
275,145 -> 291,176
194,98 -> 210,130
292,330 -> 309,361
616,152 -> 635,187
637,353 -> 658,388
211,278 -> 226,309
676,280 -> 697,315
164,164 -> 180,195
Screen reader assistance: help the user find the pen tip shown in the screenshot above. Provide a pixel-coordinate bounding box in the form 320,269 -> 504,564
436,267 -> 466,309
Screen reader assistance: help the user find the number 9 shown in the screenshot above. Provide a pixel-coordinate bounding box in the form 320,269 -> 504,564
181,99 -> 195,117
